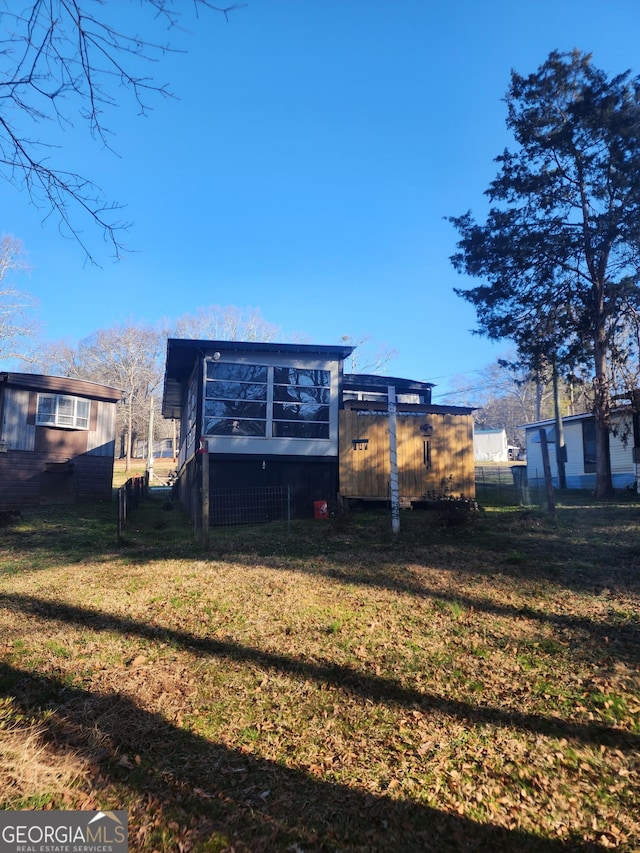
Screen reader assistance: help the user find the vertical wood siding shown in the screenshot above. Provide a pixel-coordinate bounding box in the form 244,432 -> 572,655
2,389 -> 35,450
339,410 -> 475,501
87,400 -> 117,457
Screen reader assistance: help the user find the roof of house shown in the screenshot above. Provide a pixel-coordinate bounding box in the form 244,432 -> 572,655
162,338 -> 355,418
344,400 -> 474,415
520,408 -> 634,431
0,372 -> 122,402
343,373 -> 435,395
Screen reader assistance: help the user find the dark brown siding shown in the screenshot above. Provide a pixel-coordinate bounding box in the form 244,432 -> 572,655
0,450 -> 114,509
34,425 -> 89,455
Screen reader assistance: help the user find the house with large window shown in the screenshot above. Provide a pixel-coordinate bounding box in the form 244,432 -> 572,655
162,339 -> 476,520
0,372 -> 122,509
162,338 -> 353,518
523,409 -> 638,490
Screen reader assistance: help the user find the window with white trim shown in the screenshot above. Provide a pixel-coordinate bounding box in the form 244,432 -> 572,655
36,394 -> 91,429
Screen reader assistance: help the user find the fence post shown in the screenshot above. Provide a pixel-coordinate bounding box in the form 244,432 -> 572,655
117,474 -> 146,540
388,384 -> 400,534
539,430 -> 556,516
201,440 -> 210,548
117,488 -> 124,540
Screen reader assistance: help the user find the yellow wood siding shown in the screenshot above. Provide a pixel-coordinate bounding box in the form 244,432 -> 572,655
339,409 -> 475,501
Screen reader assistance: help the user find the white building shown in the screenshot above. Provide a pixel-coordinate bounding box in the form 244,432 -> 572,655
523,411 -> 637,490
474,428 -> 509,462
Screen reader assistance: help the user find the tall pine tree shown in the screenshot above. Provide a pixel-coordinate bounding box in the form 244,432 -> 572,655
450,50 -> 640,498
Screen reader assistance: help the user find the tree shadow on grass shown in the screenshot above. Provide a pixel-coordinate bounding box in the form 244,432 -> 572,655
4,515 -> 639,672
1,593 -> 637,754
1,662 -> 609,852
210,547 -> 640,671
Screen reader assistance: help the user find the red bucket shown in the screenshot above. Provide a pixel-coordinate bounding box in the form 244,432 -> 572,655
313,500 -> 329,520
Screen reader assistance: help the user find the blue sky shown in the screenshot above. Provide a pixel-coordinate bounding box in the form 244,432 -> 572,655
5,0 -> 640,400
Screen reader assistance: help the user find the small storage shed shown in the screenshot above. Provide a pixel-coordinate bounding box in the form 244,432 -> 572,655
339,375 -> 475,506
0,372 -> 122,509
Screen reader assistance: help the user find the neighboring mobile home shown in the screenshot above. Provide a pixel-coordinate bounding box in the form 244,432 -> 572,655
162,339 -> 476,521
524,409 -> 638,490
0,372 -> 122,509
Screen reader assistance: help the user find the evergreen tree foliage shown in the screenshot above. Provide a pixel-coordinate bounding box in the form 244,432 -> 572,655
450,50 -> 640,497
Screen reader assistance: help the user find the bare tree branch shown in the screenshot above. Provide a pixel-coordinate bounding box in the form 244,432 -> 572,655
0,1 -> 245,262
0,234 -> 37,362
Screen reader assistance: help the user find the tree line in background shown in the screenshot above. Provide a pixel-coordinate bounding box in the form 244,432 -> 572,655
0,245 -> 597,474
31,305 -> 285,470
0,240 -> 400,468
0,225 -> 631,474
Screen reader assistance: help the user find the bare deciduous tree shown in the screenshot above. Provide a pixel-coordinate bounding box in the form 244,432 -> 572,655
39,322 -> 165,469
1,1 -> 244,260
173,305 -> 280,342
0,235 -> 36,362
340,334 -> 399,375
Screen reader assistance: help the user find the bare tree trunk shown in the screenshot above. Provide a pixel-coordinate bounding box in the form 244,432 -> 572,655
539,428 -> 556,516
125,397 -> 134,473
594,372 -> 613,498
593,290 -> 613,499
146,396 -> 155,483
535,377 -> 544,421
552,355 -> 567,489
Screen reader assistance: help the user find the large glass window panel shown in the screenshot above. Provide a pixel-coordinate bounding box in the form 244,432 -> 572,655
206,362 -> 267,383
203,361 -> 333,442
36,394 -> 90,428
204,400 -> 267,420
273,421 -> 330,439
205,417 -> 266,437
206,381 -> 268,401
56,396 -> 75,425
273,403 -> 330,422
273,384 -> 330,404
273,367 -> 330,387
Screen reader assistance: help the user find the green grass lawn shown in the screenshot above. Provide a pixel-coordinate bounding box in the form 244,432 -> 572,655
0,496 -> 638,851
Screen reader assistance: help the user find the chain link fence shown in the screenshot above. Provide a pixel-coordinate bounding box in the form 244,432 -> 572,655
475,465 -> 545,507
